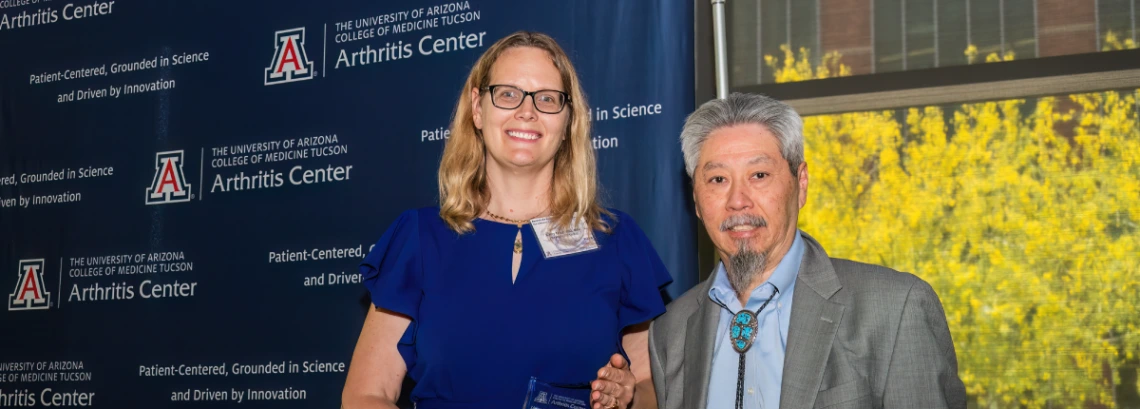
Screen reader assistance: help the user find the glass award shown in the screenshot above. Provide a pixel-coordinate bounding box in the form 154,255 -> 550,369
522,376 -> 591,409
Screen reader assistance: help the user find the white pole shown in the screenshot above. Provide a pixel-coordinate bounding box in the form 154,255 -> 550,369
712,0 -> 730,98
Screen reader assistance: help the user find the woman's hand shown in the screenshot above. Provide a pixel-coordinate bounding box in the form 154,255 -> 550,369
590,354 -> 634,409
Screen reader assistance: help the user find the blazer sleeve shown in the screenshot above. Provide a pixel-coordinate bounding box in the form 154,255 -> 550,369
648,320 -> 668,409
882,277 -> 968,409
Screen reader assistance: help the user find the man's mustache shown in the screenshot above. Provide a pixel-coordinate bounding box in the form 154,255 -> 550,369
720,214 -> 767,231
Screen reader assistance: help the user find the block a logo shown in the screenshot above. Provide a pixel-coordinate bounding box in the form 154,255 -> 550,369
533,391 -> 549,404
9,259 -> 50,311
146,150 -> 193,205
265,27 -> 315,85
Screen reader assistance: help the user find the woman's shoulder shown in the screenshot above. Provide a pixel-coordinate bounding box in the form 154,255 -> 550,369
370,205 -> 450,239
598,207 -> 640,234
388,205 -> 444,224
361,205 -> 445,266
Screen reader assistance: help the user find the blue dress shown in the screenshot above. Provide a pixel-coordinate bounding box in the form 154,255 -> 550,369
359,206 -> 673,409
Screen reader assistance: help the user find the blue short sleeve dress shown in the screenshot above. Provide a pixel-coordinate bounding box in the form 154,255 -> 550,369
358,207 -> 673,409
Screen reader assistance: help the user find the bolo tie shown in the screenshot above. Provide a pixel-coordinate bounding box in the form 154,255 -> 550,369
728,286 -> 779,409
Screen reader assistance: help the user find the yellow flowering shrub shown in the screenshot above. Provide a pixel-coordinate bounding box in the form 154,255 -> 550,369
765,41 -> 1140,407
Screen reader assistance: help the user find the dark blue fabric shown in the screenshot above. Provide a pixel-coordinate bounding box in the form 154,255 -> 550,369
359,207 -> 672,408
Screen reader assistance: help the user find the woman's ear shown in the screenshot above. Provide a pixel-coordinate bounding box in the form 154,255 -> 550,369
470,87 -> 483,130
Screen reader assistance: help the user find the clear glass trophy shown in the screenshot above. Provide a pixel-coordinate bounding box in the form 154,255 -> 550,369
522,376 -> 591,409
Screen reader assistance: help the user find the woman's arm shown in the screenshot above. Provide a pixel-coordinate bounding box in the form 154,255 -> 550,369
591,322 -> 657,409
341,305 -> 412,409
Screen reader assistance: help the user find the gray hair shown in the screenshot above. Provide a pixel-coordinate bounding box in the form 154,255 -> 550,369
680,92 -> 804,178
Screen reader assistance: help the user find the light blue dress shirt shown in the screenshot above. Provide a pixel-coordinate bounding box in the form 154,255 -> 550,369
706,231 -> 804,409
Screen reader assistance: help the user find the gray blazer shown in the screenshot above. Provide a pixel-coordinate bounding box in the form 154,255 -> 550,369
648,232 -> 967,409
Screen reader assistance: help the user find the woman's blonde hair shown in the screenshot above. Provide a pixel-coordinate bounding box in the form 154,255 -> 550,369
437,30 -> 611,234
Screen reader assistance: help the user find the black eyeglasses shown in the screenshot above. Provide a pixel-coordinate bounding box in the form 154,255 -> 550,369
482,84 -> 570,114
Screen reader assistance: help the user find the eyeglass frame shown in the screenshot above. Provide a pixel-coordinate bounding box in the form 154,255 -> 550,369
480,84 -> 571,114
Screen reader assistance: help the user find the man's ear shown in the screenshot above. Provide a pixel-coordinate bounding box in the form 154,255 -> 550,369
797,162 -> 808,208
693,189 -> 703,221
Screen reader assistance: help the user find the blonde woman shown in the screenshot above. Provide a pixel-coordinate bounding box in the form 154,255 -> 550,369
341,31 -> 672,409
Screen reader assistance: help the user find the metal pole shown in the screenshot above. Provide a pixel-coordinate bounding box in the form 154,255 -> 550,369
712,0 -> 730,98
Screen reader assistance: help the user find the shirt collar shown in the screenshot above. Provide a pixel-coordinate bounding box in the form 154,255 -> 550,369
709,230 -> 805,311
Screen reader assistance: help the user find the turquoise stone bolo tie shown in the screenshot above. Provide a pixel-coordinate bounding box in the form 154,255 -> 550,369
728,287 -> 778,409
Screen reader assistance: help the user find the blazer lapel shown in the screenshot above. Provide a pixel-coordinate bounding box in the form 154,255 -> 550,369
682,275 -> 719,409
779,232 -> 846,409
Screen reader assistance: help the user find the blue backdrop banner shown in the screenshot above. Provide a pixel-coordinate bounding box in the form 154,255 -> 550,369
0,1 -> 695,407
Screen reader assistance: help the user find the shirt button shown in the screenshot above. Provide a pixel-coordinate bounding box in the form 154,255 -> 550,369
777,302 -> 782,308
748,388 -> 754,395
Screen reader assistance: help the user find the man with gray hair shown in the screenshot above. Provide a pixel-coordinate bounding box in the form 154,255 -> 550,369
647,93 -> 965,409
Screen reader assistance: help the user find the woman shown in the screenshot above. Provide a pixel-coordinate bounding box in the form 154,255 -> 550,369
341,31 -> 672,409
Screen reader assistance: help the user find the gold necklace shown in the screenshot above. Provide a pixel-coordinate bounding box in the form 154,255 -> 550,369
485,210 -> 531,254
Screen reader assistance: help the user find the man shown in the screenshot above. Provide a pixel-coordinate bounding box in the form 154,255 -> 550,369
648,93 -> 966,409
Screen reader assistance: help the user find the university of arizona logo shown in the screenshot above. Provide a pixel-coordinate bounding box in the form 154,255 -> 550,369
9,259 -> 50,311
146,150 -> 192,205
265,27 -> 315,85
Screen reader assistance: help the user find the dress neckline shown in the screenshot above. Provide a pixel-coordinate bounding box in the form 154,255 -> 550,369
474,217 -> 522,227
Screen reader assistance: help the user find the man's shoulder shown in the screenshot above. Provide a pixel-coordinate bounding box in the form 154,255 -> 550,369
828,257 -> 935,301
800,231 -> 928,296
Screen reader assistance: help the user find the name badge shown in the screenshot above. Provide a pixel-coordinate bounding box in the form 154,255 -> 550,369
522,376 -> 591,409
529,215 -> 599,258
